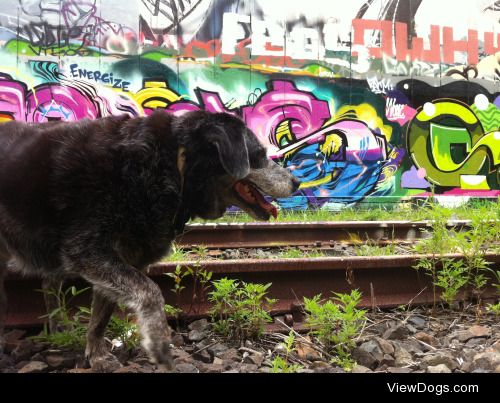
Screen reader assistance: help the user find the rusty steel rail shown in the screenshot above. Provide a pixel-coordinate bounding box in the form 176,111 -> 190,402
5,252 -> 499,328
175,220 -> 473,248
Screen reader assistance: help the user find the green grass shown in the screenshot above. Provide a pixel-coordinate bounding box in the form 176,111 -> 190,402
191,200 -> 499,224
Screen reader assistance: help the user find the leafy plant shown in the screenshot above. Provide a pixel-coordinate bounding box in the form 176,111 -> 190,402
303,290 -> 366,370
277,247 -> 326,259
33,285 -> 91,348
163,243 -> 187,261
208,278 -> 276,341
106,305 -> 141,351
413,202 -> 457,308
270,331 -> 303,373
354,240 -> 396,257
185,264 -> 212,314
486,302 -> 500,316
434,258 -> 468,307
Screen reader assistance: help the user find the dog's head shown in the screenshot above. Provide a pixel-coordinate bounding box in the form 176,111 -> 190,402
175,111 -> 300,220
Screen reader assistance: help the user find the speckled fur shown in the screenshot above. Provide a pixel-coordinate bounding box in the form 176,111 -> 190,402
0,110 -> 298,369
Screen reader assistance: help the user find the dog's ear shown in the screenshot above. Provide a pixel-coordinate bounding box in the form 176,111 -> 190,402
207,125 -> 250,180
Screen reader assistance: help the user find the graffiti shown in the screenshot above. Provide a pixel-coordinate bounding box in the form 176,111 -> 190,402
385,98 -> 404,121
2,0 -> 139,56
69,64 -> 131,91
0,1 -> 500,208
406,99 -> 500,191
367,77 -> 394,95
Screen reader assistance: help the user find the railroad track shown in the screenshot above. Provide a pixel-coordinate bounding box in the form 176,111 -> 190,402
175,220 -> 473,248
4,220 -> 499,328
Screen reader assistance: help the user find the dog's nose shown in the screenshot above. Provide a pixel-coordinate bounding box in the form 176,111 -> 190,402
291,177 -> 301,192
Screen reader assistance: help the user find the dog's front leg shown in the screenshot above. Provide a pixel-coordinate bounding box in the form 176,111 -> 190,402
74,258 -> 174,371
85,289 -> 122,372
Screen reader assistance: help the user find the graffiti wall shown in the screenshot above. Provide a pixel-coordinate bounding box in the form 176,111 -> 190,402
1,0 -> 500,209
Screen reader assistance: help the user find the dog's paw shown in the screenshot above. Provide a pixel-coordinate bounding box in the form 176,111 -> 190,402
89,353 -> 123,373
146,339 -> 175,371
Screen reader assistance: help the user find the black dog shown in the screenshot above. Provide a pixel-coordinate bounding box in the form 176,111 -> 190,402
0,110 -> 299,370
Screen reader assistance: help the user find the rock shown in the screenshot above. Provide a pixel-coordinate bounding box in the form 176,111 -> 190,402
3,329 -> 26,354
18,361 -> 49,373
491,340 -> 500,353
0,354 -> 14,370
188,319 -> 210,333
188,329 -> 208,342
297,368 -> 315,374
221,359 -> 239,371
427,364 -> 451,373
465,338 -> 487,348
468,352 -> 500,372
351,365 -> 372,373
494,365 -> 500,374
380,354 -> 395,367
176,363 -> 199,373
456,325 -> 491,343
421,353 -> 458,371
11,340 -> 34,363
113,363 -> 151,373
216,348 -> 240,362
30,352 -> 45,362
31,342 -> 49,354
394,346 -> 413,367
310,361 -> 330,370
193,349 -> 212,364
67,368 -> 93,373
353,344 -> 378,369
171,334 -> 185,347
468,325 -> 491,338
197,363 -> 224,373
374,337 -> 395,355
207,343 -> 229,358
408,316 -> 426,329
240,364 -> 259,373
295,336 -> 321,361
15,360 -> 30,370
360,340 -> 384,361
383,325 -> 410,340
222,369 -> 239,373
387,366 -> 412,373
213,357 -> 224,366
171,347 -> 191,362
414,332 -> 439,348
45,352 -> 77,369
243,352 -> 265,367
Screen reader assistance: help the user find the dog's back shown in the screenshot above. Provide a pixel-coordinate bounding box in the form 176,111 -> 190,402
0,116 -> 140,274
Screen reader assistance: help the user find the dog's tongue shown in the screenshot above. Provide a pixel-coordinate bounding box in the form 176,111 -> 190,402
234,181 -> 278,218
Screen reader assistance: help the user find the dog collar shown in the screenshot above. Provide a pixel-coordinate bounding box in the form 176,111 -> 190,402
173,146 -> 189,236
177,146 -> 186,192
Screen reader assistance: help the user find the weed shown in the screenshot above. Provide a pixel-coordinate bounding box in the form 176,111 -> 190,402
106,305 -> 141,351
163,243 -> 187,261
353,240 -> 396,256
270,331 -> 303,373
413,202 -> 458,308
33,285 -> 91,348
208,278 -> 276,341
303,290 -> 366,370
434,259 -> 469,307
486,302 -> 500,316
185,263 -> 213,315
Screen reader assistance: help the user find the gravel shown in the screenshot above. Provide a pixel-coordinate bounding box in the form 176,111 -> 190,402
2,306 -> 499,373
